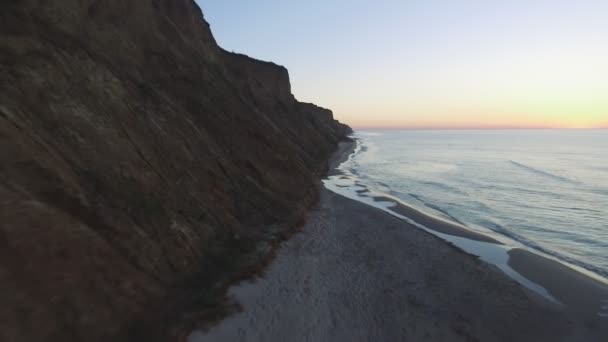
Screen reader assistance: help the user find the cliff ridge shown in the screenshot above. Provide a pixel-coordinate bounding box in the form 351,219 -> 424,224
0,1 -> 351,341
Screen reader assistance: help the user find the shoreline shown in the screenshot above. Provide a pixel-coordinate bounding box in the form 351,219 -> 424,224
377,196 -> 501,243
508,248 -> 608,320
188,141 -> 608,341
326,138 -> 608,318
327,138 -> 358,174
321,139 -> 608,335
326,140 -> 500,243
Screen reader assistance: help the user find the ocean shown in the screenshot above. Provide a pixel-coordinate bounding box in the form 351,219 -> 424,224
334,129 -> 608,279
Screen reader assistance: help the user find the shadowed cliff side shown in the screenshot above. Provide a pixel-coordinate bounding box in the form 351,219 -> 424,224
0,1 -> 351,341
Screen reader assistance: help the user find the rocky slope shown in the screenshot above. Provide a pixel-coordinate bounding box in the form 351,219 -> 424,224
0,1 -> 350,341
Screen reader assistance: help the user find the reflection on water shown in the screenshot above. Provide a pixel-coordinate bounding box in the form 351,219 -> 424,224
340,130 -> 608,278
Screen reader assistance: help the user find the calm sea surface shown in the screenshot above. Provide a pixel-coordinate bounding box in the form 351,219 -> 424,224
347,129 -> 608,278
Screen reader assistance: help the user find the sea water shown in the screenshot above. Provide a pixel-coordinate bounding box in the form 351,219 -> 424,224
344,129 -> 608,278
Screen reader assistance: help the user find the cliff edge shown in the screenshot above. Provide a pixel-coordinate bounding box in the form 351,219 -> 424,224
0,1 -> 351,341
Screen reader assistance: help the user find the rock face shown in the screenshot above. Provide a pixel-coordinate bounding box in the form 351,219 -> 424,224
0,1 -> 351,341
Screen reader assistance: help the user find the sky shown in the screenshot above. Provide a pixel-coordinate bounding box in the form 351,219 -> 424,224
195,0 -> 608,129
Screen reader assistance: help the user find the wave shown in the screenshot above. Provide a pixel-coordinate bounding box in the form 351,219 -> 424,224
589,188 -> 608,197
411,183 -> 608,279
476,218 -> 608,278
407,193 -> 466,226
418,180 -> 467,195
346,171 -> 607,279
509,160 -> 580,185
356,132 -> 384,137
339,138 -> 608,280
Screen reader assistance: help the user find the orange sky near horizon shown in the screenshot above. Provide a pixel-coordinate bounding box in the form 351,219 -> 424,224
306,42 -> 608,130
341,109 -> 608,130
325,96 -> 608,130
344,109 -> 608,130
312,52 -> 608,129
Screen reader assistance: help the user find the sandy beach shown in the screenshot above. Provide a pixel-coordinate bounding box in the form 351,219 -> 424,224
188,142 -> 608,342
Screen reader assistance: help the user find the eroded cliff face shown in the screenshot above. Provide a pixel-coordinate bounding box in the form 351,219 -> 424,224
0,1 -> 351,341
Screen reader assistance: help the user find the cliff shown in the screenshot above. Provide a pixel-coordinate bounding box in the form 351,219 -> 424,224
0,1 -> 351,341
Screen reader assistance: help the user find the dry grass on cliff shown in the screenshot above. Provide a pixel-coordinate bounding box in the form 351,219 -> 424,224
126,195 -> 316,342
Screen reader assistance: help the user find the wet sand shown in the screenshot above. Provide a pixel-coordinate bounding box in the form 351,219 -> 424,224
327,139 -> 357,175
508,248 -> 608,324
377,196 -> 501,243
365,190 -> 608,331
188,142 -> 608,342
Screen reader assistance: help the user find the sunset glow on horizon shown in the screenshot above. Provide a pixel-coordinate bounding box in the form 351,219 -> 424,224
198,0 -> 608,129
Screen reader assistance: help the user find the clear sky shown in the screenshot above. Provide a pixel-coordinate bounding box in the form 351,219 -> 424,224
195,0 -> 608,129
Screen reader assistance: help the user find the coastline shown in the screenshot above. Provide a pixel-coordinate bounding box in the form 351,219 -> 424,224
188,141 -> 608,341
327,139 -> 358,174
375,196 -> 500,243
329,139 -> 608,329
508,248 -> 608,320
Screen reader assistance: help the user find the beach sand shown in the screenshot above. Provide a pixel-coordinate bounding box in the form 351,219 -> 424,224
188,142 -> 608,342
